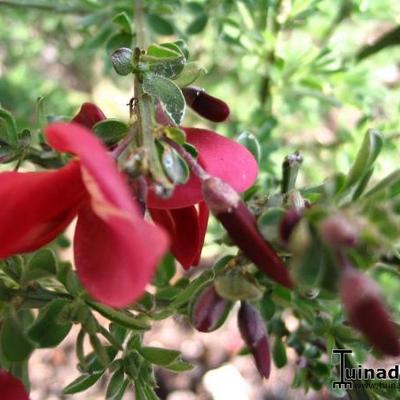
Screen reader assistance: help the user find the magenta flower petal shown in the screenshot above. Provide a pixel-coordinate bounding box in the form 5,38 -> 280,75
150,203 -> 208,269
0,369 -> 29,400
75,203 -> 168,307
148,128 -> 258,209
0,161 -> 85,258
71,102 -> 106,129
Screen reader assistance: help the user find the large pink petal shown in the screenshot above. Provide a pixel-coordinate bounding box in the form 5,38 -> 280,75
150,205 -> 207,269
0,370 -> 29,400
74,203 -> 168,307
0,161 -> 84,258
147,128 -> 258,209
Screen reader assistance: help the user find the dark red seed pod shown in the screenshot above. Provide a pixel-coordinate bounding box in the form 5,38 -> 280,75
190,285 -> 232,332
320,215 -> 358,248
71,102 -> 106,129
238,302 -> 271,379
182,86 -> 230,122
279,208 -> 302,244
340,268 -> 400,356
202,177 -> 293,289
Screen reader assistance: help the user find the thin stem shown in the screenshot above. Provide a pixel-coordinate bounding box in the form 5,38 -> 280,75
163,137 -> 210,181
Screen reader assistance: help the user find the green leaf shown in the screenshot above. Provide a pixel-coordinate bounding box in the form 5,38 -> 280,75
142,45 -> 185,79
111,48 -> 133,76
272,336 -> 287,368
106,32 -> 133,54
112,12 -> 132,34
163,360 -> 194,372
143,73 -> 185,125
22,248 -> 57,284
147,44 -> 181,59
237,131 -> 262,163
106,369 -> 126,400
164,127 -> 186,145
147,14 -> 174,35
153,253 -> 176,287
28,299 -> 72,347
87,300 -> 151,330
345,129 -> 383,191
186,14 -> 208,35
257,207 -> 286,244
163,40 -> 189,59
214,271 -> 263,301
160,142 -> 189,184
0,107 -> 17,146
174,62 -> 206,87
1,307 -> 35,362
63,372 -> 103,395
140,346 -> 180,366
92,119 -> 129,145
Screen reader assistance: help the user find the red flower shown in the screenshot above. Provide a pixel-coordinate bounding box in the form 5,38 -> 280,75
0,369 -> 29,400
0,122 -> 169,308
147,128 -> 258,268
71,102 -> 106,129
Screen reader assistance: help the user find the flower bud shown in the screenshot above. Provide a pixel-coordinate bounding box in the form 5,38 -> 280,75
320,215 -> 358,248
340,268 -> 400,356
71,102 -> 106,129
238,302 -> 271,379
202,177 -> 293,289
182,86 -> 230,122
189,284 -> 232,332
279,208 -> 302,244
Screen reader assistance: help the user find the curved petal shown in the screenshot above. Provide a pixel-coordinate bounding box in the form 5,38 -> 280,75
150,204 -> 208,269
71,102 -> 106,129
192,201 -> 209,265
0,161 -> 84,258
46,123 -> 137,215
147,128 -> 258,209
0,369 -> 29,400
74,203 -> 169,307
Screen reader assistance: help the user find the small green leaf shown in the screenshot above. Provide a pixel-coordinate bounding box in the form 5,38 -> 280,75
153,253 -> 176,287
0,107 -> 17,146
106,368 -> 126,400
345,129 -> 383,191
1,307 -> 35,362
257,207 -> 286,244
164,40 -> 189,59
112,12 -> 132,34
63,372 -> 103,395
164,127 -> 186,145
143,73 -> 185,125
106,32 -> 133,54
147,14 -> 174,35
147,44 -> 181,59
111,48 -> 133,76
174,62 -> 206,87
163,360 -> 194,372
92,119 -> 129,145
28,299 -> 72,347
272,336 -> 287,368
87,301 -> 151,330
140,346 -> 180,366
22,248 -> 57,284
186,14 -> 208,35
237,132 -> 262,163
160,142 -> 189,184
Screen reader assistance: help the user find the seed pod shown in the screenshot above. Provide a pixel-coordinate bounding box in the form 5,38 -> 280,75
71,103 -> 106,129
202,177 -> 293,289
238,302 -> 271,379
320,215 -> 358,248
340,267 -> 400,356
189,285 -> 232,332
182,86 -> 230,122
